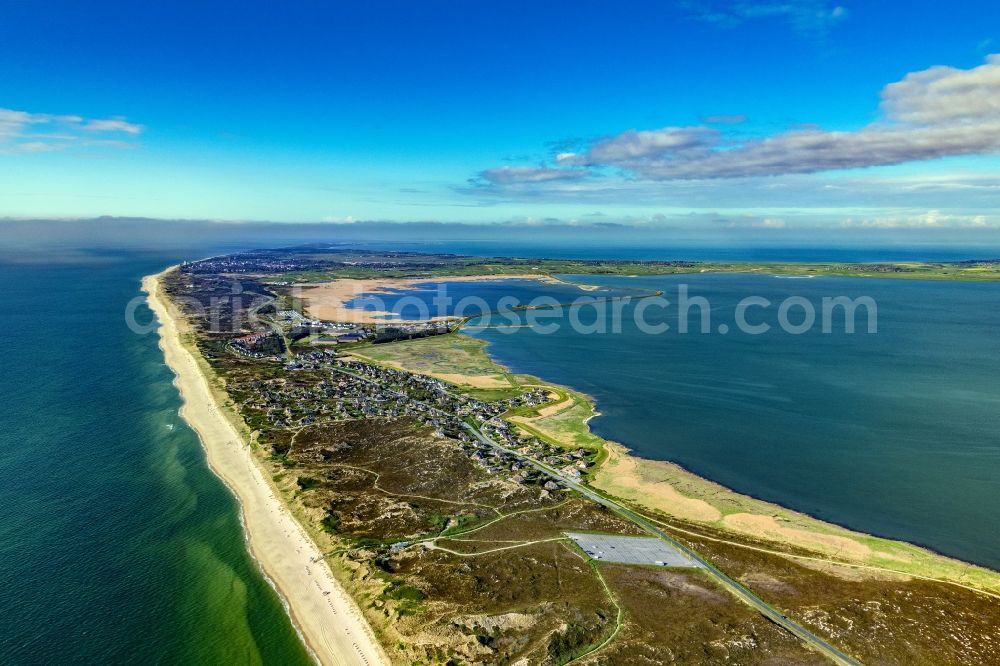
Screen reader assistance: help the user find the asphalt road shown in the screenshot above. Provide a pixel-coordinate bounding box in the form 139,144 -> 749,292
331,363 -> 862,665
467,418 -> 863,666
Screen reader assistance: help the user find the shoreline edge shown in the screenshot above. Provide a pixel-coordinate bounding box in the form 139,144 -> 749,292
144,268 -> 389,666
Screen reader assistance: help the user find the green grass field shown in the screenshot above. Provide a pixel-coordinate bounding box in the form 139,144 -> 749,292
347,333 -> 524,400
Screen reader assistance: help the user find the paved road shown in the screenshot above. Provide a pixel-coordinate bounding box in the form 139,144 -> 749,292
467,418 -> 863,666
330,364 -> 861,665
247,295 -> 295,358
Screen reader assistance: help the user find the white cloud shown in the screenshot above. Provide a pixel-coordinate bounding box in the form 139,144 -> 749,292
82,118 -> 143,135
881,55 -> 1000,125
584,126 -> 713,164
679,0 -> 848,33
0,108 -> 143,154
477,165 -> 589,185
460,163 -> 1000,224
614,121 -> 1000,179
840,211 -> 997,228
476,54 -> 1000,184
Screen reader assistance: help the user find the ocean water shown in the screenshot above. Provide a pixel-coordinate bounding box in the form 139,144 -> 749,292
468,273 -> 1000,569
0,254 -> 311,664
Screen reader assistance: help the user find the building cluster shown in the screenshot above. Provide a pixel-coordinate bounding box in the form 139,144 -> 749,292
462,434 -> 588,486
273,309 -> 373,345
229,332 -> 284,358
479,420 -> 593,481
373,321 -> 453,343
848,264 -> 909,273
336,360 -> 548,425
182,253 -> 333,274
232,347 -> 595,486
276,309 -> 306,323
181,249 -> 479,276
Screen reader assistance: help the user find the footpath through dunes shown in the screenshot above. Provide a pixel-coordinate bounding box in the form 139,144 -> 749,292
144,271 -> 389,666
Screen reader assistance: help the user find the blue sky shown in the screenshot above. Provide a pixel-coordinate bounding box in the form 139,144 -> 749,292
1,0 -> 999,240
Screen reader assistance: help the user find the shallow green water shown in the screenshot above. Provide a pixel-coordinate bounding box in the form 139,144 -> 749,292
0,254 -> 312,664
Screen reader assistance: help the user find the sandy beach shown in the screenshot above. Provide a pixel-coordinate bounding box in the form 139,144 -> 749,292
144,270 -> 389,666
296,273 -> 568,323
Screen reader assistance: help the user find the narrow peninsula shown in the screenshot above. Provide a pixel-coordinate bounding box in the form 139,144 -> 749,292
147,247 -> 1000,665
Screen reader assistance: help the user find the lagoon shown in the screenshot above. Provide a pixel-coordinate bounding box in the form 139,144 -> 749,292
341,277 -> 641,321
468,273 -> 1000,569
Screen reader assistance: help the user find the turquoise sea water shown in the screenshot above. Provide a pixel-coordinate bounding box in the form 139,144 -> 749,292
468,274 -> 1000,569
0,255 -> 311,664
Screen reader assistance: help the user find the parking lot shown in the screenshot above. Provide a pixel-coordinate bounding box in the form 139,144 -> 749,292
566,532 -> 699,567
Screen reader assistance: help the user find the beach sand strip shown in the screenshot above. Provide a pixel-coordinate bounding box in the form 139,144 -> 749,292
144,270 -> 389,666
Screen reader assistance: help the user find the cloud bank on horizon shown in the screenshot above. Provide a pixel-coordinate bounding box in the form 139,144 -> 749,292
0,109 -> 142,154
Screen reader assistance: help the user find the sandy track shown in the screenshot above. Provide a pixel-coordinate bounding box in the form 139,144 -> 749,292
144,270 -> 389,666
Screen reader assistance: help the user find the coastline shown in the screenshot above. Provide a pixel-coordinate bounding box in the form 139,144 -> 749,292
493,346 -> 1000,596
143,269 -> 389,666
146,260 -> 1000,661
350,330 -> 1000,598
